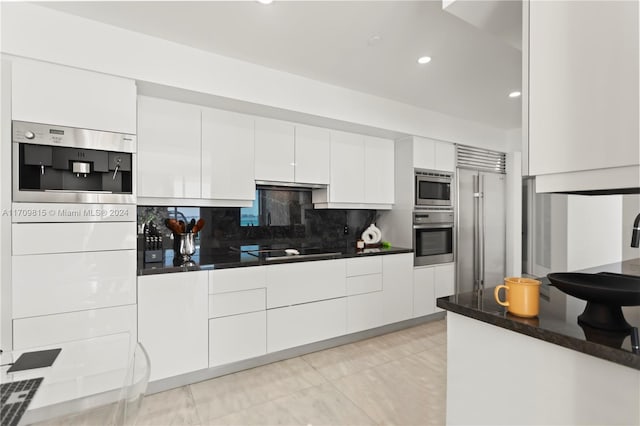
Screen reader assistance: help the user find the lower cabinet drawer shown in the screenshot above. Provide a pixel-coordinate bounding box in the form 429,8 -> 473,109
346,273 -> 382,296
209,288 -> 266,318
267,298 -> 347,353
12,250 -> 137,318
209,311 -> 266,367
12,304 -> 137,349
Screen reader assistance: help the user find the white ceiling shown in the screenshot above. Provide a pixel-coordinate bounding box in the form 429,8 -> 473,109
38,1 -> 522,130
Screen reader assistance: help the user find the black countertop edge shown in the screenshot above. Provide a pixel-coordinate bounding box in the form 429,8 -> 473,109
138,247 -> 413,276
437,295 -> 640,370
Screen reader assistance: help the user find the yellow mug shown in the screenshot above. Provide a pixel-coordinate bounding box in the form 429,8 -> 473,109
494,277 -> 541,318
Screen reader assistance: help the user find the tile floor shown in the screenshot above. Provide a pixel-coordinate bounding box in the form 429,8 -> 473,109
37,319 -> 447,426
137,319 -> 447,426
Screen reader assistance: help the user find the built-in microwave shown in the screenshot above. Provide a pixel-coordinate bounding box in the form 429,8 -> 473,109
415,169 -> 453,208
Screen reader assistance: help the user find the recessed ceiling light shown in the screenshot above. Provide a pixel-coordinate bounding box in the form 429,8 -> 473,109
417,56 -> 432,65
257,0 -> 273,4
509,91 -> 521,98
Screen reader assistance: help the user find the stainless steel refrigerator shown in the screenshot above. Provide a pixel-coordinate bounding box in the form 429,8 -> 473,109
456,147 -> 507,293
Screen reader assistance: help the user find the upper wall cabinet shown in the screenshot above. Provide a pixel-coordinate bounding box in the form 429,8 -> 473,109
137,96 -> 202,200
254,118 -> 330,185
413,137 -> 455,172
527,0 -> 639,193
11,59 -> 136,134
202,108 -> 255,201
294,124 -> 330,185
137,97 -> 255,206
313,130 -> 394,209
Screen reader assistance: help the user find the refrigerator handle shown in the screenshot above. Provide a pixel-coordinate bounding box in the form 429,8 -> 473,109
479,174 -> 485,289
473,174 -> 480,291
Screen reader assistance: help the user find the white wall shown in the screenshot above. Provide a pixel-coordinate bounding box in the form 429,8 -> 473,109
0,2 -> 509,151
566,195 -> 623,271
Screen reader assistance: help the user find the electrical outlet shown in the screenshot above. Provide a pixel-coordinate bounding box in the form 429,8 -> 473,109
343,225 -> 349,235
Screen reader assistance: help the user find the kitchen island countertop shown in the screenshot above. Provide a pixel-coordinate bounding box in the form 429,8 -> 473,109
437,258 -> 640,370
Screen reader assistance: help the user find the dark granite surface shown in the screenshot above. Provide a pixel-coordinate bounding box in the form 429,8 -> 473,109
139,245 -> 413,275
437,259 -> 640,370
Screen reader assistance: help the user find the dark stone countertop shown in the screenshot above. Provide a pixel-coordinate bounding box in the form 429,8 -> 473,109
437,259 -> 640,370
139,245 -> 413,276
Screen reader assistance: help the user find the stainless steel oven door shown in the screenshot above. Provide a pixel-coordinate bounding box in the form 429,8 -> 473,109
413,223 -> 454,267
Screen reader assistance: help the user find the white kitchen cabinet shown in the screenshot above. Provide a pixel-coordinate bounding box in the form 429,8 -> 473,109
314,130 -> 394,208
382,253 -> 414,324
527,0 -> 639,192
326,131 -> 365,203
12,222 -> 136,255
254,119 -> 330,186
202,108 -> 255,202
294,124 -> 330,185
138,271 -> 209,381
413,137 -> 455,172
12,250 -> 136,318
209,266 -> 266,294
12,305 -> 137,350
11,58 -> 136,134
254,118 -> 295,183
266,259 -> 346,308
413,266 -> 436,317
364,136 -> 394,204
348,253 -> 413,332
434,262 -> 455,300
209,289 -> 266,318
413,262 -> 455,316
137,96 -> 201,199
345,256 -> 383,296
209,311 -> 266,367
267,298 -> 347,353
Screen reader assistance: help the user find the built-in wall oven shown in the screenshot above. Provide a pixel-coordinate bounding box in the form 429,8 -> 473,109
12,121 -> 136,204
415,169 -> 453,208
413,209 -> 454,266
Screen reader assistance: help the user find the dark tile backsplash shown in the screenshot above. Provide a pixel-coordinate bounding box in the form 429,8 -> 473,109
137,187 -> 380,252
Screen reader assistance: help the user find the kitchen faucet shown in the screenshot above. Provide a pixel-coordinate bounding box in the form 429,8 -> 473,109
632,213 -> 640,248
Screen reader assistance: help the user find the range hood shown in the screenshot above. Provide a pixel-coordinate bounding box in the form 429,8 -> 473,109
255,180 -> 327,190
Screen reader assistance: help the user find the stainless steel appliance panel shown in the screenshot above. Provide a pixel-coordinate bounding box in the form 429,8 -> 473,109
413,210 -> 455,267
415,169 -> 453,208
456,168 -> 505,293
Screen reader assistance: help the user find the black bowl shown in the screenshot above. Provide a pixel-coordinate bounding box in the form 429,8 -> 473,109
547,272 -> 640,331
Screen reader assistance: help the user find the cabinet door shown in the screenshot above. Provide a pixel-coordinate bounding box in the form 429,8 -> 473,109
209,311 -> 266,367
138,271 -> 208,381
329,131 -> 365,203
137,96 -> 201,199
267,298 -> 346,353
529,1 -> 639,176
364,136 -> 394,204
434,263 -> 455,312
413,266 -> 435,317
11,59 -> 136,134
381,253 -> 414,324
413,137 -> 435,170
347,290 -> 386,333
202,108 -> 255,201
294,124 -> 330,184
435,141 -> 455,172
254,118 -> 295,182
